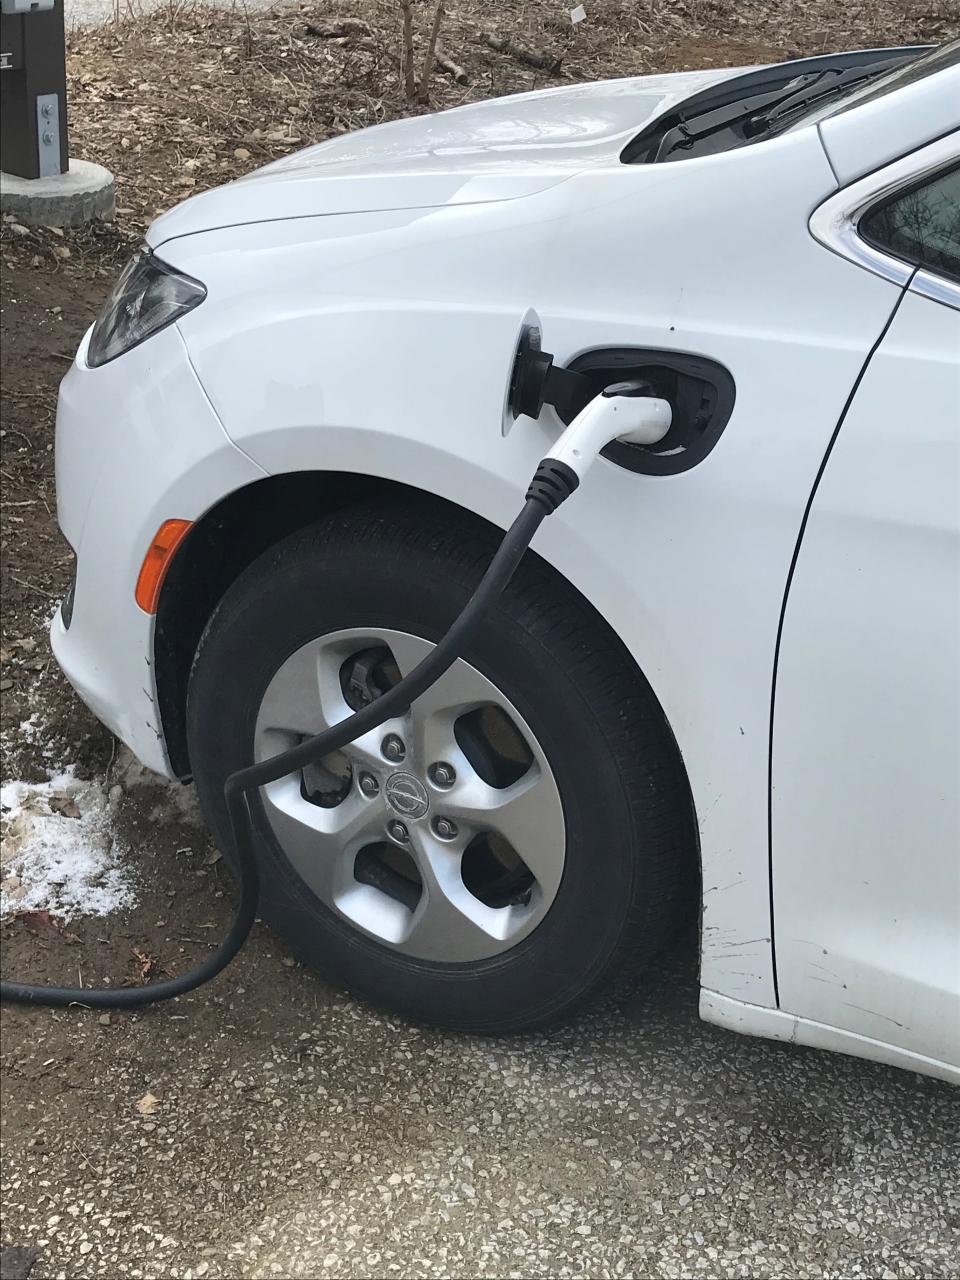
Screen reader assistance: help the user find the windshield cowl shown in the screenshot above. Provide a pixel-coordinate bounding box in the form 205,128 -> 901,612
622,43 -> 949,165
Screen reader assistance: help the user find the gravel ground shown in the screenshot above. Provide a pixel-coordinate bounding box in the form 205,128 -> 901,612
4,928 -> 959,1280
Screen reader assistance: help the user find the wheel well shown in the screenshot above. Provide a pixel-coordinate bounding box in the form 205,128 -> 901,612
156,471 -> 401,776
155,468 -> 695,872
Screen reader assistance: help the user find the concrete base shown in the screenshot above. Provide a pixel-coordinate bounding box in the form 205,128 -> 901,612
1,159 -> 115,228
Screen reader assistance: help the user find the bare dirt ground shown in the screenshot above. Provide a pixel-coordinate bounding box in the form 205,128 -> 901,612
2,2 -> 960,1276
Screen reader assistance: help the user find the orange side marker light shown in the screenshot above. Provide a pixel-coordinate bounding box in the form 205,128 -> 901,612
135,519 -> 193,614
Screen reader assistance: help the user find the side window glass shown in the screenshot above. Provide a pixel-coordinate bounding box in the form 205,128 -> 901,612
860,165 -> 960,284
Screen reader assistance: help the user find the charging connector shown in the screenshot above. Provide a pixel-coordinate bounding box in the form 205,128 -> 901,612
545,382 -> 672,481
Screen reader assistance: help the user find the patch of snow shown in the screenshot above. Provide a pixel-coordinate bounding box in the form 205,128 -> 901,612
18,712 -> 42,741
0,767 -> 137,921
114,745 -> 205,827
15,710 -> 59,764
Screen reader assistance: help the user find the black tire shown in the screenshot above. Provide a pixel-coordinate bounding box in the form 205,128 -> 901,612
186,500 -> 696,1031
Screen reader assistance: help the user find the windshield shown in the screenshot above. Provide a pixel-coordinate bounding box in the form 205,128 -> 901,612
787,38 -> 960,130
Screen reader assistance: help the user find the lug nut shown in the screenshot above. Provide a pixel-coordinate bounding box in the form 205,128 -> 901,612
387,819 -> 409,844
432,817 -> 458,841
359,773 -> 379,798
382,734 -> 405,763
428,762 -> 456,789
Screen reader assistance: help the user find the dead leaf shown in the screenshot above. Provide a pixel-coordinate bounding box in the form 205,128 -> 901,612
17,909 -> 64,938
136,1092 -> 159,1116
49,795 -> 80,819
203,849 -> 222,867
131,946 -> 156,982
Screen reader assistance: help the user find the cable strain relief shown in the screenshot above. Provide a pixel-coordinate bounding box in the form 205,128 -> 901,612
525,458 -> 580,513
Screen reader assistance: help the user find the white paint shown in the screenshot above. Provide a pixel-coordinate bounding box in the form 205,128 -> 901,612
146,67 -> 748,244
771,290 -> 960,1067
52,322 -> 266,776
818,57 -> 960,184
51,57 -> 960,1077
164,124 -> 893,1016
700,990 -> 960,1086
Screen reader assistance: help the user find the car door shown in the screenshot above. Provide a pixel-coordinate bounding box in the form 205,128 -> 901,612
772,157 -> 960,1069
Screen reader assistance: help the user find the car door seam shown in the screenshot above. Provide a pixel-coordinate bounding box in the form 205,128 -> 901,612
816,122 -> 841,186
765,282 -> 911,1008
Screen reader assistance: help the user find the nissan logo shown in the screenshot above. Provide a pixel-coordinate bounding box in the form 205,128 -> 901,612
385,772 -> 430,820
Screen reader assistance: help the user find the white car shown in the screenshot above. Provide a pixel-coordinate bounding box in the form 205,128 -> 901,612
53,42 -> 959,1082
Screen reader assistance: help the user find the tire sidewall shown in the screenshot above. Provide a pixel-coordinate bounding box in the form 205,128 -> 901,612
187,510 -> 648,1030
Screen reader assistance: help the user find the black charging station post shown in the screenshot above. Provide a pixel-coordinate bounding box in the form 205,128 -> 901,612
1,0 -> 114,226
1,0 -> 69,180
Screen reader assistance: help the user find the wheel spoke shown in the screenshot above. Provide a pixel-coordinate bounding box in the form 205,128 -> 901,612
388,634 -> 496,769
443,768 -> 565,895
259,779 -> 382,903
401,827 -> 516,961
255,642 -> 327,740
307,643 -> 407,771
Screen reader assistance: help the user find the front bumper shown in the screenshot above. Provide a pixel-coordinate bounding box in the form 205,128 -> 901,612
52,322 -> 266,777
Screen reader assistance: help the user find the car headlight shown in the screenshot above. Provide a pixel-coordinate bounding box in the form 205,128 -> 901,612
86,249 -> 206,368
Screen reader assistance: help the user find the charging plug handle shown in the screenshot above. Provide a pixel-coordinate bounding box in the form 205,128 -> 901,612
545,383 -> 673,481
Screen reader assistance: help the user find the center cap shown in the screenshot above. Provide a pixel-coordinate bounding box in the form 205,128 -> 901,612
384,771 -> 430,820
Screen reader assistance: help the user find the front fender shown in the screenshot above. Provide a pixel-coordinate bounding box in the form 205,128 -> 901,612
169,201 -> 774,1010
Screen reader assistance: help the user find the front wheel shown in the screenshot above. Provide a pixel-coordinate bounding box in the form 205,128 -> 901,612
186,502 -> 696,1031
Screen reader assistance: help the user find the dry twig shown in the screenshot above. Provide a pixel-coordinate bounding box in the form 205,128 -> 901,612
418,1 -> 445,103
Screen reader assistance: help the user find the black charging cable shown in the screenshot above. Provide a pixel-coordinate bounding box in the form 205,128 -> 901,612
0,461 -> 579,1009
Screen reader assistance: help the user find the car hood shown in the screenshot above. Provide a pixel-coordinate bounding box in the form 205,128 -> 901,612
148,65 -> 752,246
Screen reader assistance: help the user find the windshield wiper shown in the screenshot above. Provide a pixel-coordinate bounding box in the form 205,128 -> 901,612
654,56 -> 909,161
744,57 -> 911,137
653,73 -> 824,160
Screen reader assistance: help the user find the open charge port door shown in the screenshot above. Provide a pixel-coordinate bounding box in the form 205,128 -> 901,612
567,348 -> 736,476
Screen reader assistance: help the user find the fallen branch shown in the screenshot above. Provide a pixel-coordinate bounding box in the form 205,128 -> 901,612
304,18 -> 373,39
418,1 -> 445,104
435,37 -> 468,85
483,33 -> 562,75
